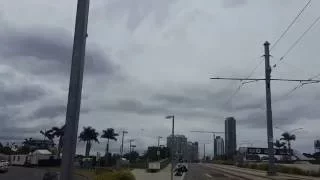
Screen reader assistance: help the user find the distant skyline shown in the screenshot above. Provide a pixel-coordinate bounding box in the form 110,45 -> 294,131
1,0 -> 320,156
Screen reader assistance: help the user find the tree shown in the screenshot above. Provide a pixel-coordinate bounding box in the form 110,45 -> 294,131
274,139 -> 285,149
280,132 -> 296,160
50,125 -> 65,158
123,151 -> 139,163
40,129 -> 54,142
101,128 -> 119,160
79,126 -> 99,157
23,138 -> 33,146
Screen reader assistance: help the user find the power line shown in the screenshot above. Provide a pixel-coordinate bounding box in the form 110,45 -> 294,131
224,58 -> 264,105
273,14 -> 320,69
271,0 -> 312,51
275,72 -> 320,98
210,77 -> 320,82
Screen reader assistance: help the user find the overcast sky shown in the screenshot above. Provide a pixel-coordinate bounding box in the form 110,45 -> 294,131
1,0 -> 320,157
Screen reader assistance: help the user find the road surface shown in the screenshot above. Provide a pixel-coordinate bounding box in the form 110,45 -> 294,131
0,166 -> 89,180
132,164 -> 185,180
0,166 -> 46,180
184,163 -> 242,180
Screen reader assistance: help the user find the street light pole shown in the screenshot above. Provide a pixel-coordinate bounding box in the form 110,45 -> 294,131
157,136 -> 162,161
60,1 -> 90,180
166,115 -> 175,180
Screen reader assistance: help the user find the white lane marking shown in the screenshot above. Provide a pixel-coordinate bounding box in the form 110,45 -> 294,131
205,173 -> 212,178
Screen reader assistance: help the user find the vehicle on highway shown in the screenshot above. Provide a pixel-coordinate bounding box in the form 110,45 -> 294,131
0,159 -> 9,172
174,163 -> 188,176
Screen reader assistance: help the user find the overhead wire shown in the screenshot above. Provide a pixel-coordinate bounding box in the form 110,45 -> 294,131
224,58 -> 264,105
270,0 -> 312,51
272,14 -> 320,70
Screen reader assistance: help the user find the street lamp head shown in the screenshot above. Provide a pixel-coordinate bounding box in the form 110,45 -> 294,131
165,115 -> 174,119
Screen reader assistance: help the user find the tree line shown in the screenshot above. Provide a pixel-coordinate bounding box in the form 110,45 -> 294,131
0,126 -> 119,161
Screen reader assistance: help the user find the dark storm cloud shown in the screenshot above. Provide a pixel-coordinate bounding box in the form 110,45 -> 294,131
237,93 -> 320,128
222,0 -> 247,8
0,82 -> 46,107
0,27 -> 118,76
29,103 -> 91,120
103,99 -> 168,115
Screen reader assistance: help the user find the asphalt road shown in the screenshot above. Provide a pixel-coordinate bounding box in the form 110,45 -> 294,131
184,163 -> 240,180
0,166 -> 46,180
0,166 -> 89,180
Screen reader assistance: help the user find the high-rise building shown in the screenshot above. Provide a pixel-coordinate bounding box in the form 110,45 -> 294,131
215,136 -> 225,156
167,135 -> 188,160
225,117 -> 236,159
186,141 -> 199,162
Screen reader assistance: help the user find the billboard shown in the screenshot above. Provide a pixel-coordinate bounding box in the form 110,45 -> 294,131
315,140 -> 320,149
247,147 -> 292,155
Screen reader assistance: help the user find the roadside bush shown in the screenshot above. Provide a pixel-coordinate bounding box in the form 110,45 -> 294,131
94,170 -> 135,180
257,164 -> 269,171
214,160 -> 234,165
249,163 -> 257,169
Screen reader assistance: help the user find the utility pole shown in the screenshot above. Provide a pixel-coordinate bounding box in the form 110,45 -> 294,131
203,143 -> 206,160
120,130 -> 128,157
209,41 -> 320,176
60,1 -> 90,180
264,41 -> 276,176
129,139 -> 134,153
157,136 -> 162,161
165,115 -> 175,180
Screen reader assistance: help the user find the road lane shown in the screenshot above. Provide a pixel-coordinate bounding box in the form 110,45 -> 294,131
184,163 -> 240,180
0,166 -> 45,180
0,166 -> 89,180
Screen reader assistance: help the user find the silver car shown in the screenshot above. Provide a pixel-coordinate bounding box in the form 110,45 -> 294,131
0,160 -> 9,172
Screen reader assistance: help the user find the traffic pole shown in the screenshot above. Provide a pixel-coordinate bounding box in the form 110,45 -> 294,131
60,1 -> 90,180
264,41 -> 276,176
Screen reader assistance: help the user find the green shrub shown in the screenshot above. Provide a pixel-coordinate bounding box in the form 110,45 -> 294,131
249,163 -> 257,169
257,164 -> 269,171
94,170 -> 135,180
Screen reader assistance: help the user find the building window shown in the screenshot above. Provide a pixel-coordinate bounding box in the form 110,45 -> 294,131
17,156 -> 20,161
13,156 -> 15,161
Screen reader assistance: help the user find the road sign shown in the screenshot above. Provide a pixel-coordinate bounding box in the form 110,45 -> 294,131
247,147 -> 292,155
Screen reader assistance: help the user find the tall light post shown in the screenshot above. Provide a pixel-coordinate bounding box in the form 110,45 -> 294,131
129,139 -> 135,153
60,1 -> 90,180
157,136 -> 163,160
120,130 -> 128,157
165,115 -> 174,180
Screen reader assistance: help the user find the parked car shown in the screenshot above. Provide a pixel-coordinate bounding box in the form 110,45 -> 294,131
0,160 -> 9,172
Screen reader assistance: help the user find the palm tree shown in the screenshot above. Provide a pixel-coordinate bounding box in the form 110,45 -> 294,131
50,125 -> 65,158
101,128 -> 119,163
274,139 -> 285,150
40,129 -> 54,142
280,132 -> 296,160
79,126 -> 99,157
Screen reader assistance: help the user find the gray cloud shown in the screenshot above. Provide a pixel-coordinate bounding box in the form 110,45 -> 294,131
0,82 -> 46,107
0,27 -> 119,77
105,0 -> 176,30
29,103 -> 90,120
222,0 -> 248,8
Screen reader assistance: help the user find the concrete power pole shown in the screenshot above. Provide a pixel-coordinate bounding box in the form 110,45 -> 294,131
264,41 -> 276,176
60,1 -> 90,180
120,131 -> 128,157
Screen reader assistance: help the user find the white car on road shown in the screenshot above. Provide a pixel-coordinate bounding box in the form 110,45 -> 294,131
0,159 -> 9,172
